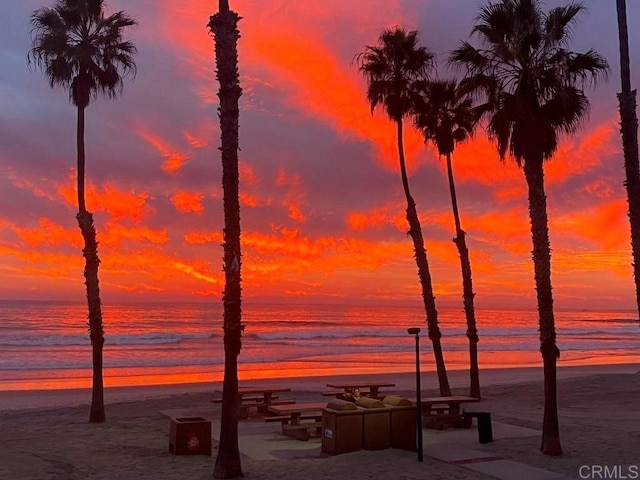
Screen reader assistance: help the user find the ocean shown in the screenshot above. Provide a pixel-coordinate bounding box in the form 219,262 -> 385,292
0,300 -> 638,391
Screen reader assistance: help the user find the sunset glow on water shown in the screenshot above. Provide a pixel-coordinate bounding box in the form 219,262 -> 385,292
1,301 -> 638,391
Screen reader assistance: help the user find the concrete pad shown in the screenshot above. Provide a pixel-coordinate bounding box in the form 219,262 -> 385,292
425,443 -> 498,462
424,422 -> 565,480
465,459 -> 566,480
424,420 -> 540,447
240,433 -> 321,460
211,419 -> 323,461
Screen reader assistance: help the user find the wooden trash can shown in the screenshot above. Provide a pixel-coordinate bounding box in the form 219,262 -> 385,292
169,416 -> 212,455
322,399 -> 363,455
382,395 -> 417,451
356,397 -> 391,450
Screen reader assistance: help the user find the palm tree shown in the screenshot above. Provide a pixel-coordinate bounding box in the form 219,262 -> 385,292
209,0 -> 244,478
450,0 -> 608,455
413,79 -> 481,398
356,27 -> 451,397
616,0 -> 640,319
28,0 -> 137,424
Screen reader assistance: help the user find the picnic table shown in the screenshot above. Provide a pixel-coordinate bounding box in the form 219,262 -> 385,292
213,386 -> 294,418
325,381 -> 395,400
266,402 -> 328,441
410,395 -> 481,429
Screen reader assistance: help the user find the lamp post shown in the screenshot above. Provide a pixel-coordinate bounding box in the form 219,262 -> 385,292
408,327 -> 423,462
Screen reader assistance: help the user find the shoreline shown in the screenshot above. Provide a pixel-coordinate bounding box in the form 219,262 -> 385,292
1,362 -> 637,412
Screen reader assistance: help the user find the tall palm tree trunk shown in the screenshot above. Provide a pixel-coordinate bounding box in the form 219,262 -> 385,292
75,105 -> 105,424
616,0 -> 640,319
397,120 -> 451,396
446,153 -> 480,398
210,1 -> 244,477
523,160 -> 561,456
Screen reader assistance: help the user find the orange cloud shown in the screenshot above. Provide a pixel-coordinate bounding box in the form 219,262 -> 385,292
347,209 -> 389,231
57,180 -> 150,222
553,199 -> 629,250
171,191 -> 205,213
184,230 -> 223,245
0,244 -> 82,275
580,179 -> 616,200
180,227 -> 415,279
184,132 -> 208,148
451,119 -> 619,198
240,162 -> 261,186
137,128 -> 190,175
275,168 -> 301,187
545,120 -> 619,186
465,208 -> 532,256
101,223 -> 169,248
240,192 -> 271,208
553,249 -> 632,278
174,261 -> 219,284
3,165 -> 57,201
14,218 -> 79,247
114,283 -> 166,294
249,33 -> 424,172
283,198 -> 307,223
448,134 -> 524,200
346,203 -> 431,234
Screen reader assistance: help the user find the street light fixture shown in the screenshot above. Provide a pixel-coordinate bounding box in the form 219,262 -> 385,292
407,327 -> 423,462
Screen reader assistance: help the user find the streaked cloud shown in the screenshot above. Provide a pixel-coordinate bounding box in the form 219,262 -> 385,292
0,0 -> 635,309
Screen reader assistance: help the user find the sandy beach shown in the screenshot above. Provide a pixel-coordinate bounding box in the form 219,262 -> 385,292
1,363 -> 639,480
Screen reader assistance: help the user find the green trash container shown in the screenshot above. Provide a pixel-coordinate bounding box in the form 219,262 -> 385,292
322,399 -> 363,455
356,397 -> 391,450
382,395 -> 417,451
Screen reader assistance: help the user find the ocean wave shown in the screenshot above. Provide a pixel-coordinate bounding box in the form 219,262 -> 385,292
0,332 -> 214,347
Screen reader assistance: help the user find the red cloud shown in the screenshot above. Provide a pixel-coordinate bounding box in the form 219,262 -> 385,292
101,222 -> 169,248
171,191 -> 205,213
137,128 -> 190,175
240,162 -> 261,186
57,180 -> 150,222
13,218 -> 80,247
240,192 -> 271,208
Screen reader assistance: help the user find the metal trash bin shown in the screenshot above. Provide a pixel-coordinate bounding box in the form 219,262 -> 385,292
169,416 -> 212,455
356,397 -> 391,450
382,395 -> 417,451
322,399 -> 363,455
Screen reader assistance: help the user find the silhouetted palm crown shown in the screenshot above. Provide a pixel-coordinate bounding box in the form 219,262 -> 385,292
413,80 -> 478,156
449,0 -> 608,164
357,28 -> 434,122
28,0 -> 137,109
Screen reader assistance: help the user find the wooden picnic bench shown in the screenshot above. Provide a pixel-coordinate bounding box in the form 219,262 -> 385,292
410,395 -> 481,430
326,381 -> 395,400
213,386 -> 295,418
266,402 -> 328,441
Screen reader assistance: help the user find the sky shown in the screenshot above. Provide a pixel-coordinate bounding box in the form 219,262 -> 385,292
0,0 -> 639,311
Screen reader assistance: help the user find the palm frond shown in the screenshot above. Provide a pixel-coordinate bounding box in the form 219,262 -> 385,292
544,3 -> 584,44
449,0 -> 607,164
567,50 -> 610,87
28,0 -> 137,108
412,79 -> 478,156
355,26 -> 434,121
